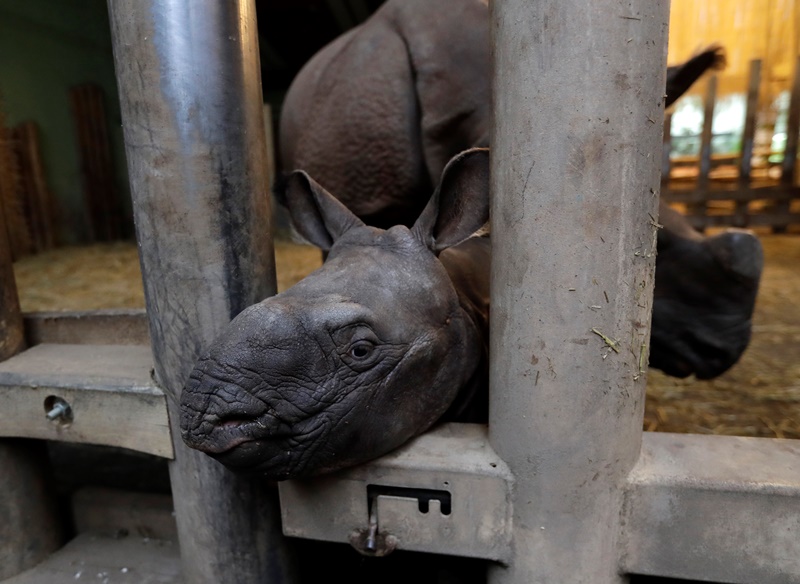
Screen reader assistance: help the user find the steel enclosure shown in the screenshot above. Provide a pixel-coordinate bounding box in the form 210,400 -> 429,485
280,423 -> 513,561
623,432 -> 800,583
488,1 -> 669,582
107,1 -> 293,582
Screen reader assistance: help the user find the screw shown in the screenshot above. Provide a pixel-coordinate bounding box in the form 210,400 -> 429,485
365,507 -> 379,553
46,401 -> 70,422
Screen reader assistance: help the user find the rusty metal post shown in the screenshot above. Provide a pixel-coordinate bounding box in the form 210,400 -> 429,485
0,199 -> 62,578
489,1 -> 669,582
107,1 -> 294,582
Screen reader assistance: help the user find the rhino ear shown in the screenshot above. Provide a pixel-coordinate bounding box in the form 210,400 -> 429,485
412,148 -> 490,253
275,171 -> 364,251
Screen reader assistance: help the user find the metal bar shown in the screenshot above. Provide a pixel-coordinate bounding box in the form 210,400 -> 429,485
106,1 -> 294,582
0,343 -> 171,458
735,59 -> 761,227
23,309 -> 150,346
622,432 -> 800,583
488,1 -> 668,582
279,423 -> 513,561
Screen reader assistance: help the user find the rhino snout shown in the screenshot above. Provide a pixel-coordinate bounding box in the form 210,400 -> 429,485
706,229 -> 764,283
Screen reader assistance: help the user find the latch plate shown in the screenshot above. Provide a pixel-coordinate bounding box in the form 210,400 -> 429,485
279,423 -> 512,562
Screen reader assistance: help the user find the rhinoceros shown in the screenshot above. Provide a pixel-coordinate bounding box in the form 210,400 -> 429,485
278,0 -> 761,380
181,149 -> 491,479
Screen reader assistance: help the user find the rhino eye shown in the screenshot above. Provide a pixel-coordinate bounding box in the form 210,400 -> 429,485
349,341 -> 374,360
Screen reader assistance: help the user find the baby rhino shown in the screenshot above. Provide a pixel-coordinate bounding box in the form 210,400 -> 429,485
180,149 -> 491,480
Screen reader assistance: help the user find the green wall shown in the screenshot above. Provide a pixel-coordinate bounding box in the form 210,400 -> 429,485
0,0 -> 131,244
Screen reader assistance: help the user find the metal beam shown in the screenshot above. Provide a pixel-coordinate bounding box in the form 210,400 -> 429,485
488,1 -> 669,582
280,423 -> 513,561
106,1 -> 294,582
0,343 -> 171,458
623,432 -> 800,583
23,309 -> 150,346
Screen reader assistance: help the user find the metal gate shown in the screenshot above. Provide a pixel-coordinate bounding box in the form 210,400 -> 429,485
1,1 -> 798,583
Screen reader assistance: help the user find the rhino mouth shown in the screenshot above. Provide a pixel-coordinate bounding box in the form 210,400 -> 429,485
192,415 -> 330,479
209,439 -> 293,476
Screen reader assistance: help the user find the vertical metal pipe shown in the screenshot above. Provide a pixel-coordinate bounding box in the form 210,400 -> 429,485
489,2 -> 669,583
107,2 -> 293,582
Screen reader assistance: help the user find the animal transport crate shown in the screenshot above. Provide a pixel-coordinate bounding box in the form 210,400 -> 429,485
0,1 -> 798,583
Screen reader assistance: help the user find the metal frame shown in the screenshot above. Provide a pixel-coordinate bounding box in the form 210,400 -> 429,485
1,0 -> 799,583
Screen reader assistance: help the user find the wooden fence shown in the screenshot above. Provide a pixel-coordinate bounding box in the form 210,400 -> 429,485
663,56 -> 800,231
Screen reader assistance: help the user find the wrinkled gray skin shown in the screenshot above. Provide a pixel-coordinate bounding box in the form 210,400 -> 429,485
181,149 -> 491,480
280,0 -> 763,379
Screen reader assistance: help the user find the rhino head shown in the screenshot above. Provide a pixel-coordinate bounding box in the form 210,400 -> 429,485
180,149 -> 489,480
650,204 -> 764,379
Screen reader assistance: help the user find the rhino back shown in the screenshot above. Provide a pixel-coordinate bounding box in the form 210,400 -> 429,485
280,0 -> 491,228
389,0 -> 492,180
280,11 -> 430,227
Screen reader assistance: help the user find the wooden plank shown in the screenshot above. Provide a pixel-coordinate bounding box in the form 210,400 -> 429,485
776,55 -> 800,232
91,87 -> 123,241
735,59 -> 761,227
0,106 -> 31,259
3,533 -> 181,584
0,195 -> 24,361
691,74 -> 718,230
69,88 -> 91,240
661,112 -> 672,180
13,123 -> 57,251
698,75 -> 717,190
0,344 -> 172,458
682,212 -> 800,230
663,183 -> 800,203
23,310 -> 150,346
70,85 -> 124,243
